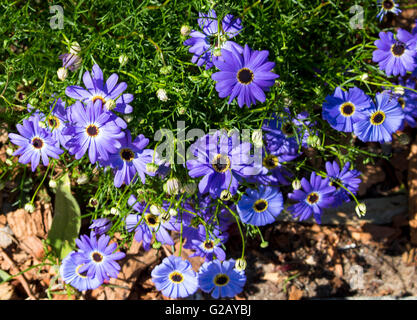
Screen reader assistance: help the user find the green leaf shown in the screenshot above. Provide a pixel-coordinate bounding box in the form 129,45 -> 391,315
46,173 -> 81,260
0,270 -> 11,282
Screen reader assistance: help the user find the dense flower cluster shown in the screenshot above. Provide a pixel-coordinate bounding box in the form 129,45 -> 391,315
8,4 -> 414,300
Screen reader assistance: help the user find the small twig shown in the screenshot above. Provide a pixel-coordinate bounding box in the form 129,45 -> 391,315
0,247 -> 36,300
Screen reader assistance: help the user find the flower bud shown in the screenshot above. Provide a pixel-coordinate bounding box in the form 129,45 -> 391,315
103,99 -> 115,110
24,202 -> 35,213
355,203 -> 366,217
150,204 -> 161,216
307,135 -> 321,148
183,182 -> 197,195
160,65 -> 172,75
163,177 -> 181,196
220,190 -> 232,201
180,25 -> 191,36
5,159 -> 13,166
160,209 -> 171,224
292,178 -> 301,190
235,258 -> 247,271
70,41 -> 81,54
6,148 -> 13,156
110,207 -> 120,215
76,174 -> 89,185
57,67 -> 68,81
156,88 -> 168,101
359,73 -> 368,81
169,208 -> 178,217
178,107 -> 187,115
146,162 -> 159,174
394,86 -> 405,95
119,54 -> 128,66
398,133 -> 410,145
252,129 -> 263,148
152,241 -> 162,249
49,179 -> 57,188
260,241 -> 269,248
213,47 -> 222,57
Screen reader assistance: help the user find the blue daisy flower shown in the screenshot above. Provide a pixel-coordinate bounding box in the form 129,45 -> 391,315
65,64 -> 133,115
392,78 -> 417,129
211,44 -> 279,108
125,195 -> 174,251
75,232 -> 126,283
186,130 -> 261,198
372,29 -> 417,77
377,0 -> 401,21
325,161 -> 361,208
89,218 -> 113,236
198,259 -> 246,299
188,224 -> 227,262
101,130 -> 154,188
353,92 -> 404,143
287,172 -> 336,224
8,114 -> 63,172
237,185 -> 284,226
322,87 -> 372,132
64,100 -> 125,164
60,251 -> 103,291
151,255 -> 198,299
184,10 -> 243,69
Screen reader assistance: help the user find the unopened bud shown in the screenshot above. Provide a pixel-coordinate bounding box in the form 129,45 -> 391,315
160,210 -> 171,223
178,107 -> 187,115
252,129 -> 263,148
6,148 -> 13,156
307,135 -> 321,148
24,202 -> 35,213
169,208 -> 177,217
260,241 -> 269,248
156,88 -> 168,101
180,25 -> 191,36
146,162 -> 159,173
235,258 -> 247,271
163,177 -> 181,196
49,179 -> 57,188
160,65 -> 172,75
152,241 -> 162,249
183,182 -> 197,195
119,54 -> 128,67
213,47 -> 222,57
57,67 -> 68,81
150,204 -> 161,216
292,178 -> 301,190
398,133 -> 410,145
104,99 -> 116,110
355,203 -> 366,217
5,159 -> 13,166
359,73 -> 368,81
70,41 -> 81,54
220,190 -> 232,201
76,174 -> 89,185
110,207 -> 120,215
394,86 -> 405,95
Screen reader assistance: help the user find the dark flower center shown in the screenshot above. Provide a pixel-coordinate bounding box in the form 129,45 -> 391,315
169,271 -> 184,283
145,214 -> 160,228
371,111 -> 385,126
32,137 -> 44,149
86,124 -> 99,137
391,42 -> 405,57
398,98 -> 405,109
92,252 -> 103,263
307,192 -> 319,205
253,199 -> 268,212
237,68 -> 254,85
48,116 -> 60,129
75,264 -> 88,278
263,155 -> 279,170
120,148 -> 134,161
383,0 -> 394,9
281,122 -> 294,136
340,102 -> 355,117
203,240 -> 214,250
330,178 -> 343,190
212,154 -> 231,173
214,274 -> 230,286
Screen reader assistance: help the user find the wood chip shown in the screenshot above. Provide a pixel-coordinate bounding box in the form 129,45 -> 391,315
288,286 -> 303,300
